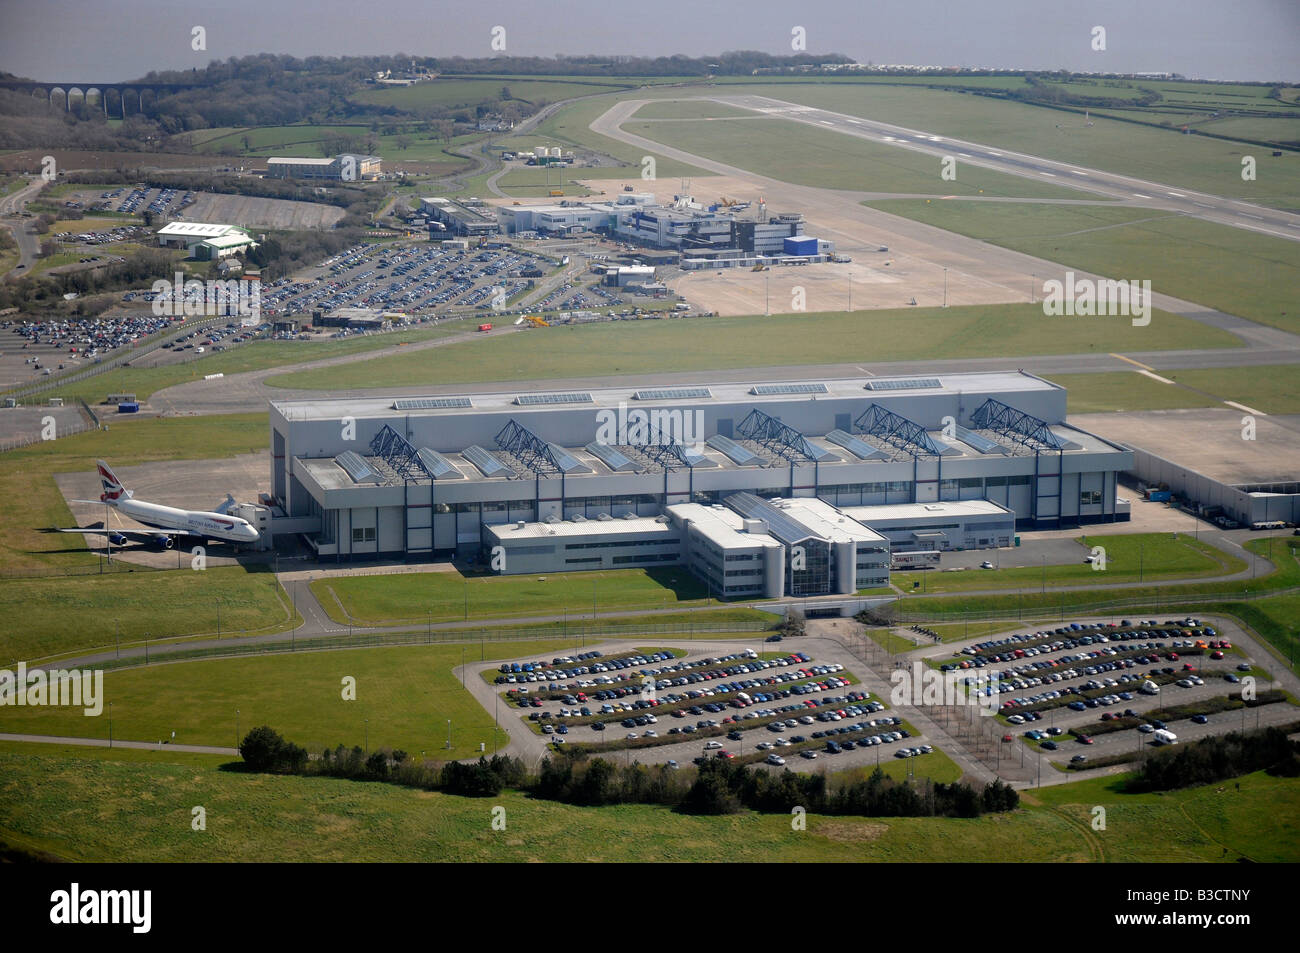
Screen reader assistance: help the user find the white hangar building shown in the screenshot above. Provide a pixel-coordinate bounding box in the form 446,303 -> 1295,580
268,371 -> 1132,596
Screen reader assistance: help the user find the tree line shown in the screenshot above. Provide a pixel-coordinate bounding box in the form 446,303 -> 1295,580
237,725 -> 1020,819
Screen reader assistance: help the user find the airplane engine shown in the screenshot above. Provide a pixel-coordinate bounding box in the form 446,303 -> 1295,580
153,534 -> 175,550
108,532 -> 128,546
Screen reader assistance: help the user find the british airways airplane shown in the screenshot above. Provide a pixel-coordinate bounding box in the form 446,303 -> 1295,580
60,460 -> 260,549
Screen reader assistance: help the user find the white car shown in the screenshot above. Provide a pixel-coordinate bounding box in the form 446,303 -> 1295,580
704,740 -> 723,750
766,754 -> 786,766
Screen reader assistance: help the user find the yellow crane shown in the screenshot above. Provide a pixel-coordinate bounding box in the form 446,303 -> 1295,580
524,315 -> 550,328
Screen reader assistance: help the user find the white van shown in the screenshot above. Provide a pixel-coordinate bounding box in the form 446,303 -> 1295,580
1152,729 -> 1178,745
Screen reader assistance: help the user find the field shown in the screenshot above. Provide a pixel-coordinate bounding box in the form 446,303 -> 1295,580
0,566 -> 293,663
726,82 -> 1300,211
893,534 -> 1243,596
42,320 -> 472,405
518,92 -> 711,181
265,303 -> 1239,391
622,115 -> 1092,199
863,200 -> 1300,334
0,639 -> 578,754
1045,366 -> 1300,415
313,567 -> 717,626
0,747 -> 1294,862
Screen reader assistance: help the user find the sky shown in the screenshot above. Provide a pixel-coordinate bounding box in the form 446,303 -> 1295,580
0,0 -> 1296,83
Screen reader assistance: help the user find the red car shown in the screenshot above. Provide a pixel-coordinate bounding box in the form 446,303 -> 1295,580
1211,651 -> 1225,660
1078,735 -> 1095,745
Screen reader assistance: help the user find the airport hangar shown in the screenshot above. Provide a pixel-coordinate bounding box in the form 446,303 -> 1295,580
268,372 -> 1132,599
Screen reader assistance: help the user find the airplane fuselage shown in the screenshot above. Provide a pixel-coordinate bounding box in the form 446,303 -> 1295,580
110,498 -> 258,544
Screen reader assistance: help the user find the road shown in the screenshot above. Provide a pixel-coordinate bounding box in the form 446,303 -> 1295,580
0,177 -> 44,276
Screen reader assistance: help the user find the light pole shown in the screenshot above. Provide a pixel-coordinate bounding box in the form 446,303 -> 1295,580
446,718 -> 452,750
943,268 -> 948,308
364,718 -> 369,754
109,701 -> 114,748
235,709 -> 240,749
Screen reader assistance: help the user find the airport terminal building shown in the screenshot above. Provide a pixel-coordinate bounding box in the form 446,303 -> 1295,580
268,371 -> 1132,597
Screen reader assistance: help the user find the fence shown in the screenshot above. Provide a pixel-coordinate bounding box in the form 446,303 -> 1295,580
67,619 -> 776,673
894,585 -> 1300,625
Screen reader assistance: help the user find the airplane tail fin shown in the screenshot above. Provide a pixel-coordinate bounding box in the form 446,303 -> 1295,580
96,460 -> 131,503
215,493 -> 237,515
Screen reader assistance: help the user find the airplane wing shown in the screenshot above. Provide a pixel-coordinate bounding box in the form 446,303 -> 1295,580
55,528 -> 183,538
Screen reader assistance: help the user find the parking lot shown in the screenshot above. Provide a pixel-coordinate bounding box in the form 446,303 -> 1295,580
0,313 -> 183,388
483,644 -> 939,774
259,240 -> 552,319
921,617 -> 1297,773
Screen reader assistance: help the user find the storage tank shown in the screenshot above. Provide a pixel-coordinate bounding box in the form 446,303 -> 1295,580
834,540 -> 856,595
763,544 -> 786,599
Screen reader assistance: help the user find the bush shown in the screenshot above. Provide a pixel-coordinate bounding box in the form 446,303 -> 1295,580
238,725 -> 307,773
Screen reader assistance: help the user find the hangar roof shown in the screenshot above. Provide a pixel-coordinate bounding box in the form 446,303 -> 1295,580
270,371 -> 1060,422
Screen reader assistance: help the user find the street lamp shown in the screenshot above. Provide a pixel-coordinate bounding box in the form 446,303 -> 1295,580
235,708 -> 240,749
446,718 -> 452,749
109,701 -> 114,748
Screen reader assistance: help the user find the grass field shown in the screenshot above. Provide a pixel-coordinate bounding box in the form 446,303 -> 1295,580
1045,367 -> 1300,415
0,413 -> 268,575
731,82 -> 1300,211
623,116 -> 1092,199
314,567 -> 718,626
266,303 -> 1239,391
894,534 -> 1243,596
42,320 -> 471,405
0,639 -> 578,755
864,200 -> 1300,333
0,748 -> 1294,861
0,565 -> 293,664
904,539 -> 1299,643
520,92 -> 710,181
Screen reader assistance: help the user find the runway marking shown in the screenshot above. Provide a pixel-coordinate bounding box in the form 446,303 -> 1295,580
819,120 -> 834,126
847,118 -> 861,123
1040,171 -> 1056,177
1070,169 -> 1088,176
958,152 -> 972,158
987,151 -> 1002,157
1239,213 -> 1263,220
1224,400 -> 1267,417
1109,353 -> 1156,372
1166,191 -> 1186,197
1194,202 -> 1213,208
856,366 -> 875,376
1138,369 -> 1176,385
1132,193 -> 1151,199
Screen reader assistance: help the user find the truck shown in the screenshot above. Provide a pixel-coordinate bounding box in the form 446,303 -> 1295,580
477,323 -> 493,332
1152,729 -> 1178,746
